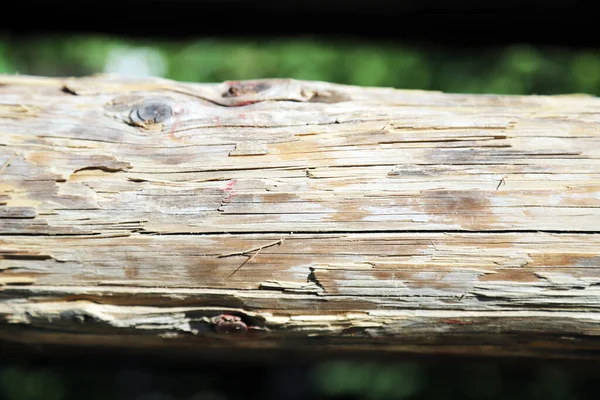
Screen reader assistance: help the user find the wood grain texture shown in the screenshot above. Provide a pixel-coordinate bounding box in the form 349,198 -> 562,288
2,74 -> 600,359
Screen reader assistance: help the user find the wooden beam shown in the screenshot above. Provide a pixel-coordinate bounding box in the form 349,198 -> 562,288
2,74 -> 600,359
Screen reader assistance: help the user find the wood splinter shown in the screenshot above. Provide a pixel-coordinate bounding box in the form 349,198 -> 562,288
219,239 -> 285,278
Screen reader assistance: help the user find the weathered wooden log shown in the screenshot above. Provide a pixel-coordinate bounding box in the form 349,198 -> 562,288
2,74 -> 600,360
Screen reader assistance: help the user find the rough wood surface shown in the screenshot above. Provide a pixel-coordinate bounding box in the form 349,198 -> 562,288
2,74 -> 600,359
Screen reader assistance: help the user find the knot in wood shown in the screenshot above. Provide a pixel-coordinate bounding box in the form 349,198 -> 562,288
132,100 -> 172,124
222,81 -> 270,98
212,314 -> 248,335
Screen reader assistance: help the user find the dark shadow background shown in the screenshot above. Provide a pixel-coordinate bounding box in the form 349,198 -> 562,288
2,1 -> 600,399
2,344 -> 600,400
3,0 -> 595,47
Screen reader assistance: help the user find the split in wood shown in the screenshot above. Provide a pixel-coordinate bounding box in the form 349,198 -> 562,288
0,153 -> 17,175
496,176 -> 507,190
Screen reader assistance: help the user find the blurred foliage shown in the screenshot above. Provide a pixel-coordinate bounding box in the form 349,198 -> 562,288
1,35 -> 600,95
1,358 -> 599,400
309,360 -> 597,400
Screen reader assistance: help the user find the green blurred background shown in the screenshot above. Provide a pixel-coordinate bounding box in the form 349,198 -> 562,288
2,35 -> 600,95
1,35 -> 600,400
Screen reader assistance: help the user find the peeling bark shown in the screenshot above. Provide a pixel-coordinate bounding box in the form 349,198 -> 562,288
2,74 -> 600,359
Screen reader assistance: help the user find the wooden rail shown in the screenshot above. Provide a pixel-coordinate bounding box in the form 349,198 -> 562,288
1,74 -> 600,359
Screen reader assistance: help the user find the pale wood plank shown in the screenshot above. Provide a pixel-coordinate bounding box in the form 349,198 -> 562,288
2,75 -> 600,359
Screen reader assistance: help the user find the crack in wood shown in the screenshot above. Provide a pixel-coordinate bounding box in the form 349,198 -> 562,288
307,267 -> 327,293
